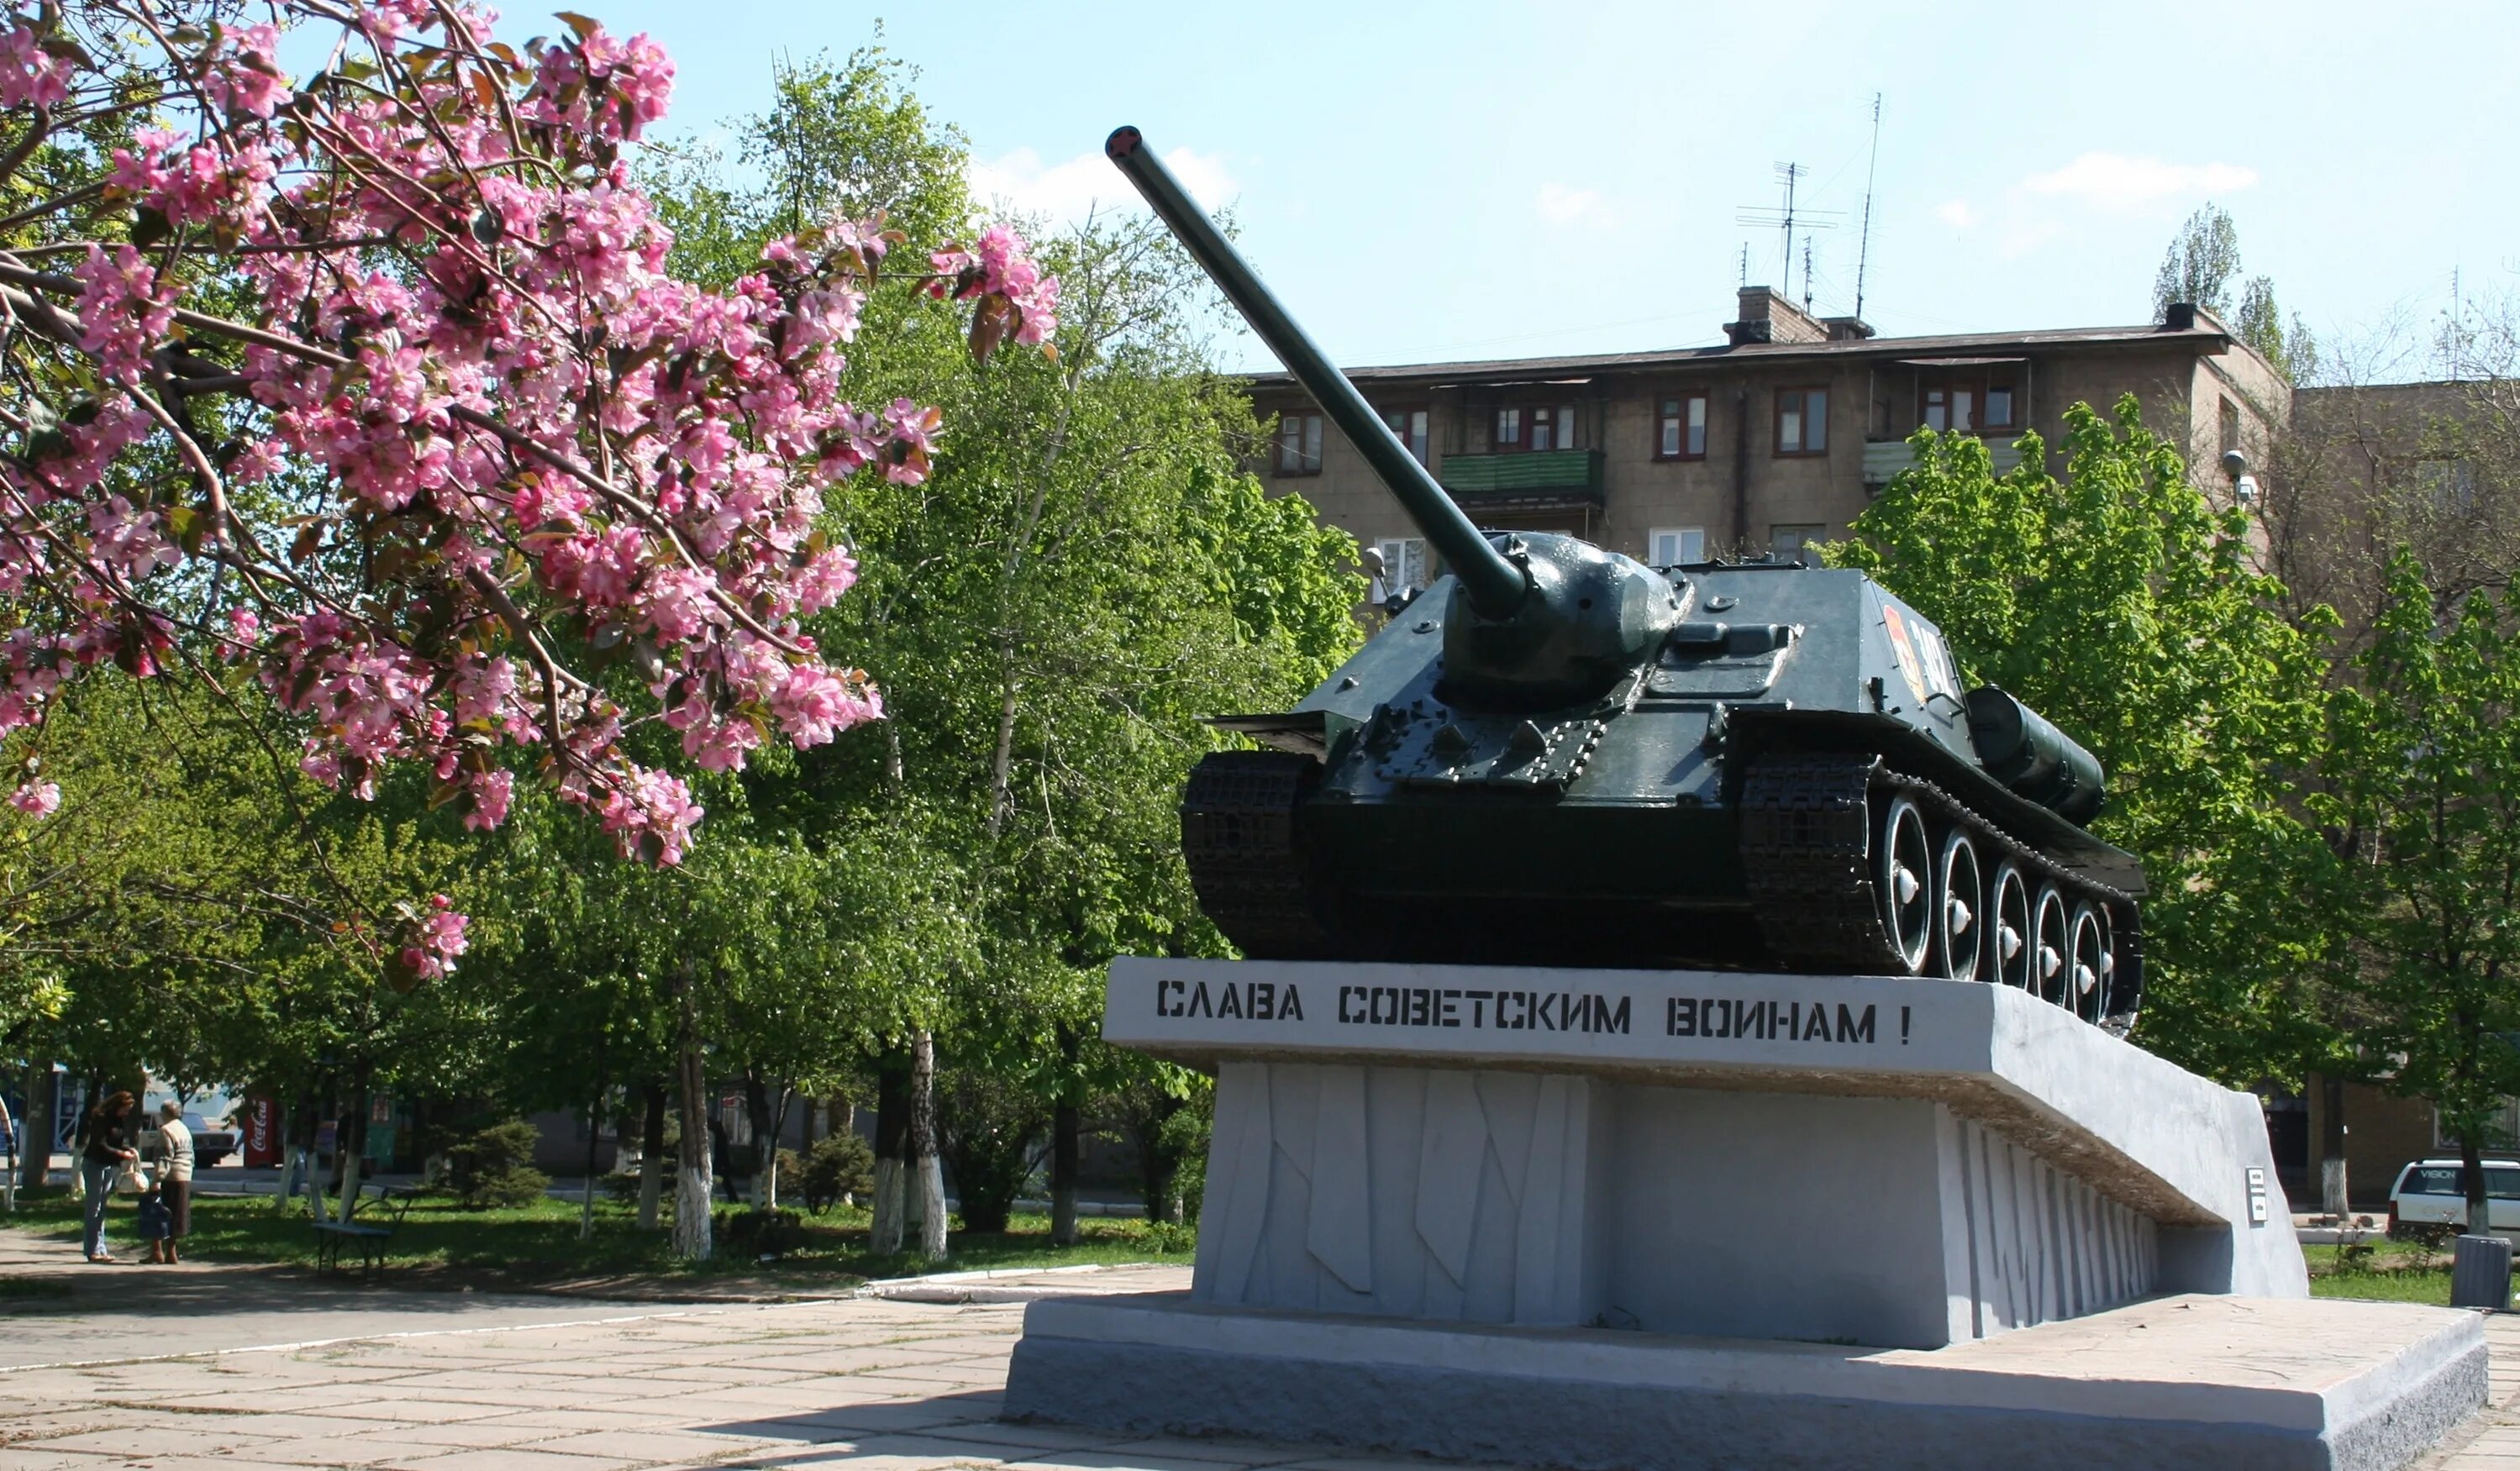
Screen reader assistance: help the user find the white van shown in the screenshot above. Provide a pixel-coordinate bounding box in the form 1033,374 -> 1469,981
2387,1158 -> 2520,1235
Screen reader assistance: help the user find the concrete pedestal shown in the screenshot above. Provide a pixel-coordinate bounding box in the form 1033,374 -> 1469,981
1123,957 -> 2302,1348
1007,1291 -> 2486,1471
1002,959 -> 2481,1468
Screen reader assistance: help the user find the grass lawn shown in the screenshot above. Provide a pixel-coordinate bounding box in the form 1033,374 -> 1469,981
2303,1234 -> 2460,1306
0,1186 -> 1186,1287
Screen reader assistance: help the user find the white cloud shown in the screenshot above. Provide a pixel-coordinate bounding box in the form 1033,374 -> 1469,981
2018,152 -> 2259,212
968,145 -> 1234,228
1937,198 -> 1975,229
1536,182 -> 1609,226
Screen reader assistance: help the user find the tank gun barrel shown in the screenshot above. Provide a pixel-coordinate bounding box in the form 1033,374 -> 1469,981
1104,126 -> 1528,620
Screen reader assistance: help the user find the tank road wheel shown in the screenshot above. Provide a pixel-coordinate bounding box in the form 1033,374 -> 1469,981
1934,829 -> 1985,982
2030,883 -> 2071,1007
1988,863 -> 2033,990
1877,795 -> 1933,975
2068,904 -> 2109,1024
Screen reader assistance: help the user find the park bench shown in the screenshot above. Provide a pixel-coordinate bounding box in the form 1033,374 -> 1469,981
311,1183 -> 418,1279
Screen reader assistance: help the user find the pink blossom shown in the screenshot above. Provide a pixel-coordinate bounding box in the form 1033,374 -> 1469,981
229,440 -> 284,486
72,246 -> 177,382
637,565 -> 723,646
203,24 -> 288,119
402,893 -> 470,979
596,766 -> 703,864
461,769 -> 512,831
929,224 -> 1060,344
0,22 -> 69,109
0,2 -> 1057,882
7,780 -> 60,817
795,545 -> 859,614
770,665 -> 879,748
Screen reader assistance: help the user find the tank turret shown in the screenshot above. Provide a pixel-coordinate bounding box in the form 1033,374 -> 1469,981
1109,128 -> 2149,1029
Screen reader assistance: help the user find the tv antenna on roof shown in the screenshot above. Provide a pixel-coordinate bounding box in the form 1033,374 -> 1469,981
1854,93 -> 1883,320
1737,162 -> 1840,301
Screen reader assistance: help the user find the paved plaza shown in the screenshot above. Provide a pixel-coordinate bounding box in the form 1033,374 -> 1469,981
8,1225 -> 2520,1471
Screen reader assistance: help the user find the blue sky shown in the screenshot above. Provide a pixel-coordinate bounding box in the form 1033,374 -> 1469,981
575,0 -> 2512,376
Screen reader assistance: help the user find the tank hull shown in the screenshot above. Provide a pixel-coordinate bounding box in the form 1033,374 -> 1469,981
1183,564 -> 2149,1025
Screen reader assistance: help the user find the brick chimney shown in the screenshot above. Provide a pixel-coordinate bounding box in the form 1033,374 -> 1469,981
1725,286 -> 1829,347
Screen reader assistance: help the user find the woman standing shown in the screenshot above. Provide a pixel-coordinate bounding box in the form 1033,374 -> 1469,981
150,1101 -> 193,1263
79,1091 -> 138,1263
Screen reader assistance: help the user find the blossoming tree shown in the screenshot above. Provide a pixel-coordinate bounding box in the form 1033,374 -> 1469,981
0,0 -> 1055,982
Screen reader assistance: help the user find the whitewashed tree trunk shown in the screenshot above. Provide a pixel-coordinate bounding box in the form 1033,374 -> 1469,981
871,1158 -> 905,1252
916,1153 -> 947,1260
637,1142 -> 663,1230
636,1085 -> 664,1231
670,970 -> 713,1260
338,1146 -> 363,1223
675,1160 -> 712,1258
913,1030 -> 947,1261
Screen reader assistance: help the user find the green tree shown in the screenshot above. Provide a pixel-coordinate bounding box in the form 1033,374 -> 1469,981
2154,204 -> 2244,318
2235,276 -> 2320,386
1829,401 -> 2338,1080
2312,554 -> 2520,1234
644,49 -> 1361,1255
2154,203 -> 2316,382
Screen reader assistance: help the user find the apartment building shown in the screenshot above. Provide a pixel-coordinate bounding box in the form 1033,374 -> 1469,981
1247,286 -> 2288,597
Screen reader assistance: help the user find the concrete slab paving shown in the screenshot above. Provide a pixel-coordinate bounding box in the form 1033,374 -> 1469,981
16,1219 -> 2520,1471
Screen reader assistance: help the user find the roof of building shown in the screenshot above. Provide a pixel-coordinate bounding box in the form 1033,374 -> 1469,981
1244,320 -> 2239,392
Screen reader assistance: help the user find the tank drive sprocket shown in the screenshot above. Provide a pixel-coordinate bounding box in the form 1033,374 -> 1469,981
1181,750 -> 1337,959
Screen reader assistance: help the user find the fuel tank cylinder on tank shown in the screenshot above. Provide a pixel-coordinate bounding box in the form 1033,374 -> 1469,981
1109,126 -> 2150,1028
1964,687 -> 2108,825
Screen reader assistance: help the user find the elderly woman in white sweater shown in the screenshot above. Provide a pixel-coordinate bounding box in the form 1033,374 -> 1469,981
150,1102 -> 193,1264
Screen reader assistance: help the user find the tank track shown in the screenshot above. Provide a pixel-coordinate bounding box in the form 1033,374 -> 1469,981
1739,750 -> 2142,1028
1181,748 -> 2143,1029
1180,751 -> 1336,957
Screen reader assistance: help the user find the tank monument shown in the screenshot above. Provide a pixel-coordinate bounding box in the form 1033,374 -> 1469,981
1000,128 -> 2489,1471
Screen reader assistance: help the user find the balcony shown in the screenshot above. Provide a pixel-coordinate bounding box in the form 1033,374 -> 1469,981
1438,449 -> 1606,511
1863,438 -> 2026,487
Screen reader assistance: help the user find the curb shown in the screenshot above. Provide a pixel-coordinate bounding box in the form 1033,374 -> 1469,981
858,1260 -> 1178,1305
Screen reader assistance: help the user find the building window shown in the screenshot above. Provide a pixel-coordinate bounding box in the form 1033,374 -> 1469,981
2416,459 -> 2479,515
1372,536 -> 1430,606
1918,370 -> 2017,433
1496,403 -> 1576,452
1657,394 -> 1708,460
1775,388 -> 1828,456
1276,412 -> 1323,476
1648,527 -> 1705,566
2218,397 -> 2240,460
1381,407 -> 1430,466
1770,523 -> 1826,559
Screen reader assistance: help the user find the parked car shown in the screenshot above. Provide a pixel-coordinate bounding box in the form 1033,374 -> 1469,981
2386,1158 -> 2520,1236
141,1111 -> 239,1168
188,1112 -> 239,1167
